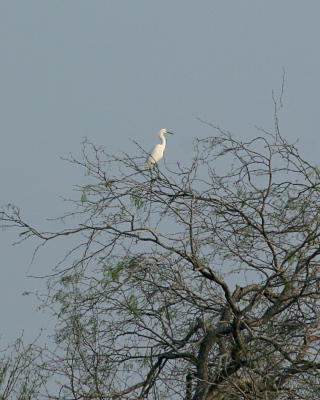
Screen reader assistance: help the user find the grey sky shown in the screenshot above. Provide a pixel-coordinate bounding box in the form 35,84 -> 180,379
1,1 -> 320,342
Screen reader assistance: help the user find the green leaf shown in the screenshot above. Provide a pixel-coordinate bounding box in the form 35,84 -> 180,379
128,294 -> 139,317
130,195 -> 144,210
19,230 -> 30,237
81,191 -> 88,203
199,279 -> 205,293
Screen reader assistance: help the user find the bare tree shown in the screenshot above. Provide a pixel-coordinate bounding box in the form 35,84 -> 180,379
1,102 -> 320,399
0,335 -> 49,399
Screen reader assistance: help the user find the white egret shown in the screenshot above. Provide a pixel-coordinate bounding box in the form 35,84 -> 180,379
146,128 -> 174,168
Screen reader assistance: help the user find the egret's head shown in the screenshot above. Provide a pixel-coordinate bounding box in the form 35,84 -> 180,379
159,128 -> 174,136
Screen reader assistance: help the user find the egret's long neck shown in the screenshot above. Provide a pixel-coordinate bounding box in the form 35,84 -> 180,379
159,132 -> 166,146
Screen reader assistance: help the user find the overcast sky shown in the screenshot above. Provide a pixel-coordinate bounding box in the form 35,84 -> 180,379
1,1 -> 320,342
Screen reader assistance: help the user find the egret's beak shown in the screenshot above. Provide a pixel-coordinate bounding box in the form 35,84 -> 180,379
167,131 -> 174,135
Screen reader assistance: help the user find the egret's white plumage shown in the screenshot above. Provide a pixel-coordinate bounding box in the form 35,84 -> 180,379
146,129 -> 174,168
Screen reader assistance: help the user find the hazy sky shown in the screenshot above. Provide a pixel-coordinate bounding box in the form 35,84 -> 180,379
1,1 -> 320,342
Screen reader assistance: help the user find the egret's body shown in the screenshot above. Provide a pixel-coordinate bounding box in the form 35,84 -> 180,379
146,129 -> 174,168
